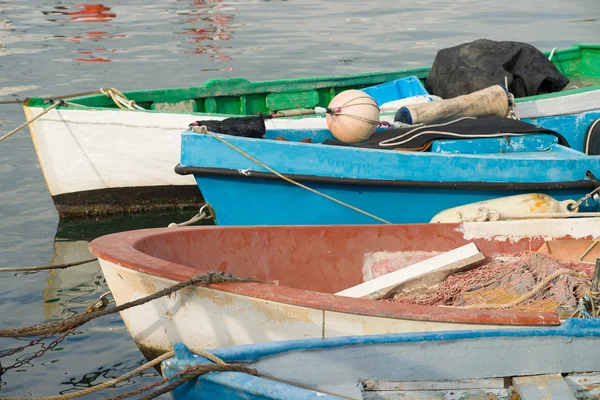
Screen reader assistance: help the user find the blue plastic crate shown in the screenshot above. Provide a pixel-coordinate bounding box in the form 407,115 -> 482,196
361,75 -> 429,106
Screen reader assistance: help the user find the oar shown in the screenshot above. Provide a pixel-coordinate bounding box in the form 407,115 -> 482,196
263,106 -> 341,119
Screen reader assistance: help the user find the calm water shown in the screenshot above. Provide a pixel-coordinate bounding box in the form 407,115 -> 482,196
0,0 -> 599,397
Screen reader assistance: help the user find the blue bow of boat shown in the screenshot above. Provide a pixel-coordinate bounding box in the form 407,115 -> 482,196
177,111 -> 600,225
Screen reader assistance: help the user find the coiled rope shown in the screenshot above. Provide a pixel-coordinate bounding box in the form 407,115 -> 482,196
100,87 -> 144,110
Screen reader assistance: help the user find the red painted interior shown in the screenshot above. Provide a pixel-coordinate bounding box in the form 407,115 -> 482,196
90,224 -> 592,326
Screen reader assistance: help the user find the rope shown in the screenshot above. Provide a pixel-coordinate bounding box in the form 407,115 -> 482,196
128,365 -> 258,400
194,126 -> 391,224
112,347 -> 357,400
100,88 -> 144,110
168,204 -> 215,227
464,268 -> 589,310
0,271 -> 263,338
0,352 -> 176,400
0,101 -> 62,143
0,257 -> 97,273
0,90 -> 102,105
578,240 -> 599,265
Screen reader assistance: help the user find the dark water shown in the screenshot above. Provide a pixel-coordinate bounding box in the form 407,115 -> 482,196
0,0 -> 599,397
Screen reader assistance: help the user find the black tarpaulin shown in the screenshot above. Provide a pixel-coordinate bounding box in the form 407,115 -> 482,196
426,39 -> 570,99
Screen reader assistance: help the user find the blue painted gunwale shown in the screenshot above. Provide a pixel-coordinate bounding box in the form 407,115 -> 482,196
178,111 -> 600,225
181,318 -> 600,363
162,319 -> 600,400
181,111 -> 600,185
180,133 -> 597,184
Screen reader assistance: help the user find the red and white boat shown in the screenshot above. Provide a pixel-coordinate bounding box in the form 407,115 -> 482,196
90,218 -> 600,359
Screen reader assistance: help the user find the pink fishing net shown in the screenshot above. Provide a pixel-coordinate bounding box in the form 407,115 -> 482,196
389,252 -> 594,313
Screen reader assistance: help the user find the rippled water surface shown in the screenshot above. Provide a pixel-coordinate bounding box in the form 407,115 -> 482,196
0,0 -> 599,397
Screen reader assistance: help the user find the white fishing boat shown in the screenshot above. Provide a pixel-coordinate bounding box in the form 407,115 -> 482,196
22,44 -> 600,217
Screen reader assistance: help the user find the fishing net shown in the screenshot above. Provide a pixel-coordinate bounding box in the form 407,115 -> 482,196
390,252 -> 594,313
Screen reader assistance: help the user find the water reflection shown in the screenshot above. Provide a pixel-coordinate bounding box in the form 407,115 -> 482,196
59,360 -> 159,395
177,0 -> 235,63
43,3 -> 120,62
43,4 -> 116,23
43,210 -> 211,321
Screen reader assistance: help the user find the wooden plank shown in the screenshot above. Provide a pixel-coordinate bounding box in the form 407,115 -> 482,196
565,373 -> 600,400
513,374 -> 577,400
335,243 -> 480,300
390,252 -> 485,297
363,378 -> 505,391
363,389 -> 514,400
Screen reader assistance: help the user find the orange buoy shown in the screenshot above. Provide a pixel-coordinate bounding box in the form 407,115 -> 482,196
326,90 -> 380,143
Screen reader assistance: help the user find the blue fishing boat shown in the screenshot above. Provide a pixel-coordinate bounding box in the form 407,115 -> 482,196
176,111 -> 600,225
162,319 -> 600,400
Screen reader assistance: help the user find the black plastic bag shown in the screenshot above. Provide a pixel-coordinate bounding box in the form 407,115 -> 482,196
426,39 -> 569,99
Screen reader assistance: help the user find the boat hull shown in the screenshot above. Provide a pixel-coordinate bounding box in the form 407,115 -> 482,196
193,173 -> 596,225
23,88 -> 600,217
162,319 -> 600,399
178,113 -> 600,225
90,219 -> 600,359
99,259 -> 517,359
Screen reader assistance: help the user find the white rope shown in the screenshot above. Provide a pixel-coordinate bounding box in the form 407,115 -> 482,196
168,204 -> 214,227
548,47 -> 558,61
100,87 -> 144,110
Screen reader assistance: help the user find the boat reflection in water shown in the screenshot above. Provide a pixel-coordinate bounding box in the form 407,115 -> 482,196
44,210 -> 210,321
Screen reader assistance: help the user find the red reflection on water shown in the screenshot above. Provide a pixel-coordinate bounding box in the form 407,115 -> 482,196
74,57 -> 112,62
66,31 -> 126,43
74,48 -> 114,62
44,4 -> 116,23
177,0 -> 234,63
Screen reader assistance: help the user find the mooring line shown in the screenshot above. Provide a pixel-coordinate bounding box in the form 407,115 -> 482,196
194,126 -> 392,224
0,101 -> 62,143
0,271 -> 266,338
0,257 -> 98,273
0,90 -> 102,105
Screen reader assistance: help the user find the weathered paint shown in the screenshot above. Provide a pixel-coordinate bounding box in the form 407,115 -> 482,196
161,319 -> 600,399
89,220 -> 600,358
513,374 -> 577,400
566,373 -> 600,399
459,217 -> 600,242
363,389 -> 515,399
100,260 -> 325,352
